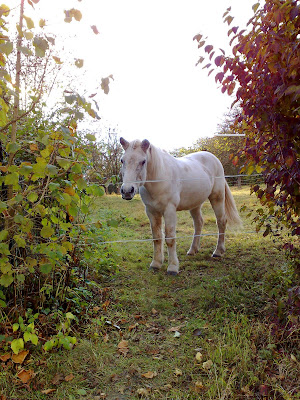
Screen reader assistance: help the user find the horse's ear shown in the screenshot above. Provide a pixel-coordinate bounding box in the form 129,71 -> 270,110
141,139 -> 150,153
120,137 -> 129,150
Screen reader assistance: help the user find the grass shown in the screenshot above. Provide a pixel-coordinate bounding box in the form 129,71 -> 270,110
1,186 -> 299,400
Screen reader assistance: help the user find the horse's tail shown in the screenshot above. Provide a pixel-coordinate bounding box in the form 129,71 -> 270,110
225,181 -> 243,227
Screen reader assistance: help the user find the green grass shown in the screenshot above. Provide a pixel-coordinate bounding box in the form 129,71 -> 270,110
1,186 -> 299,399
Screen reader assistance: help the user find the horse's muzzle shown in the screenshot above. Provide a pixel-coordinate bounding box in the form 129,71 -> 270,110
121,185 -> 135,200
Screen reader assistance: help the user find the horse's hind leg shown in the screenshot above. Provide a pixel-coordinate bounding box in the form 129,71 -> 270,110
209,192 -> 227,257
187,206 -> 203,255
146,207 -> 164,270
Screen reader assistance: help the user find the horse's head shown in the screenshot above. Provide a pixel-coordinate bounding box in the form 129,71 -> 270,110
120,137 -> 150,200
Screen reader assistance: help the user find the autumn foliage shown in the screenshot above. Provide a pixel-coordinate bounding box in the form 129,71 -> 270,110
195,0 -> 300,244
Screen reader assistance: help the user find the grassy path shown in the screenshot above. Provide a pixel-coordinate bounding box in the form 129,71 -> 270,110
2,187 -> 299,399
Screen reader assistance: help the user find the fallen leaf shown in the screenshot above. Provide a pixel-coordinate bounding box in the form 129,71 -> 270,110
173,331 -> 181,338
174,368 -> 182,376
117,339 -> 129,355
141,371 -> 157,379
194,381 -> 204,392
17,368 -> 35,384
103,333 -> 109,343
136,388 -> 150,396
41,389 -> 56,394
202,359 -> 213,370
12,350 -> 29,364
291,354 -> 297,362
51,373 -> 64,385
128,323 -> 139,331
65,373 -> 74,382
195,352 -> 203,362
168,325 -> 183,332
0,353 -> 10,362
151,308 -> 158,315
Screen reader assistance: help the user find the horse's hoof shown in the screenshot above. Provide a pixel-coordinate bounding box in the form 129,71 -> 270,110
167,270 -> 178,276
212,253 -> 222,258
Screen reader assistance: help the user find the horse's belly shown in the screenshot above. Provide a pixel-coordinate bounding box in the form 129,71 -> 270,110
176,186 -> 211,211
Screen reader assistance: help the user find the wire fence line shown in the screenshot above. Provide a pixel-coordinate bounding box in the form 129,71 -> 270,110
101,174 -> 263,187
76,231 -> 259,247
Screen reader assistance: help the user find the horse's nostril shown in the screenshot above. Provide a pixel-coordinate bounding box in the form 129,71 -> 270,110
121,187 -> 124,194
130,186 -> 134,194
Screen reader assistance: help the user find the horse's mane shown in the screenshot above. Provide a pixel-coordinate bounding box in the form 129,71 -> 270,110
147,143 -> 169,179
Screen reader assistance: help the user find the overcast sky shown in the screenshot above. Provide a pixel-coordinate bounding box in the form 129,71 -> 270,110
12,0 -> 257,150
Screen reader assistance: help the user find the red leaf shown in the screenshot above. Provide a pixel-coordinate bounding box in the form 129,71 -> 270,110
204,45 -> 213,53
215,55 -> 224,67
215,72 -> 224,83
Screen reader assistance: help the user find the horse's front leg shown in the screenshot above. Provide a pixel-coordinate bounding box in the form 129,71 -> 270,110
145,207 -> 164,270
164,205 -> 179,276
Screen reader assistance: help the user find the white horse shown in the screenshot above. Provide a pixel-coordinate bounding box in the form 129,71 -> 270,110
120,137 -> 242,275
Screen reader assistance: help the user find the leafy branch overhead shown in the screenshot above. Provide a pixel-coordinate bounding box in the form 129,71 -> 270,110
195,0 -> 300,241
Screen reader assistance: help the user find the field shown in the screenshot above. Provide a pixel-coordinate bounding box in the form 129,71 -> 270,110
1,186 -> 299,399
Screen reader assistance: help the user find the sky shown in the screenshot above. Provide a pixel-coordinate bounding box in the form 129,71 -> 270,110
10,0 -> 257,150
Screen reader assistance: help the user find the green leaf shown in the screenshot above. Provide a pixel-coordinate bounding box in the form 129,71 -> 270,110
11,338 -> 24,354
66,312 -> 75,320
0,243 -> 11,256
0,41 -> 13,55
0,201 -> 7,212
0,230 -> 8,242
85,134 -> 96,141
76,177 -> 87,190
27,192 -> 38,203
5,172 -> 19,186
16,274 -> 25,283
0,274 -> 13,287
23,15 -> 34,29
49,182 -> 60,191
19,164 -> 33,177
57,158 -> 71,170
13,323 -> 19,332
13,235 -> 26,248
46,164 -> 58,176
33,36 -> 49,57
0,299 -> 6,308
40,263 -> 52,274
40,226 -> 54,239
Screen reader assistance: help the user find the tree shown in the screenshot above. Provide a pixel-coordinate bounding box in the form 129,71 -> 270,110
0,1 -> 111,356
195,0 -> 300,245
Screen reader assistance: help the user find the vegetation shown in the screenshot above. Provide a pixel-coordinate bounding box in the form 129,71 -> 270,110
194,0 -> 300,251
1,188 -> 299,399
0,0 -> 113,362
0,0 -> 299,399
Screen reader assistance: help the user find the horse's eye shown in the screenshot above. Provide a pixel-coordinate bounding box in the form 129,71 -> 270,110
142,160 -> 146,166
121,159 -> 124,164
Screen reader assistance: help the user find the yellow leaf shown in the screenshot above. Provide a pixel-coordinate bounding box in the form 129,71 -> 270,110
141,371 -> 157,379
23,16 -> 34,29
41,389 -> 56,394
174,368 -> 182,376
136,388 -> 150,396
195,381 -> 204,392
195,352 -> 203,362
202,359 -> 213,370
